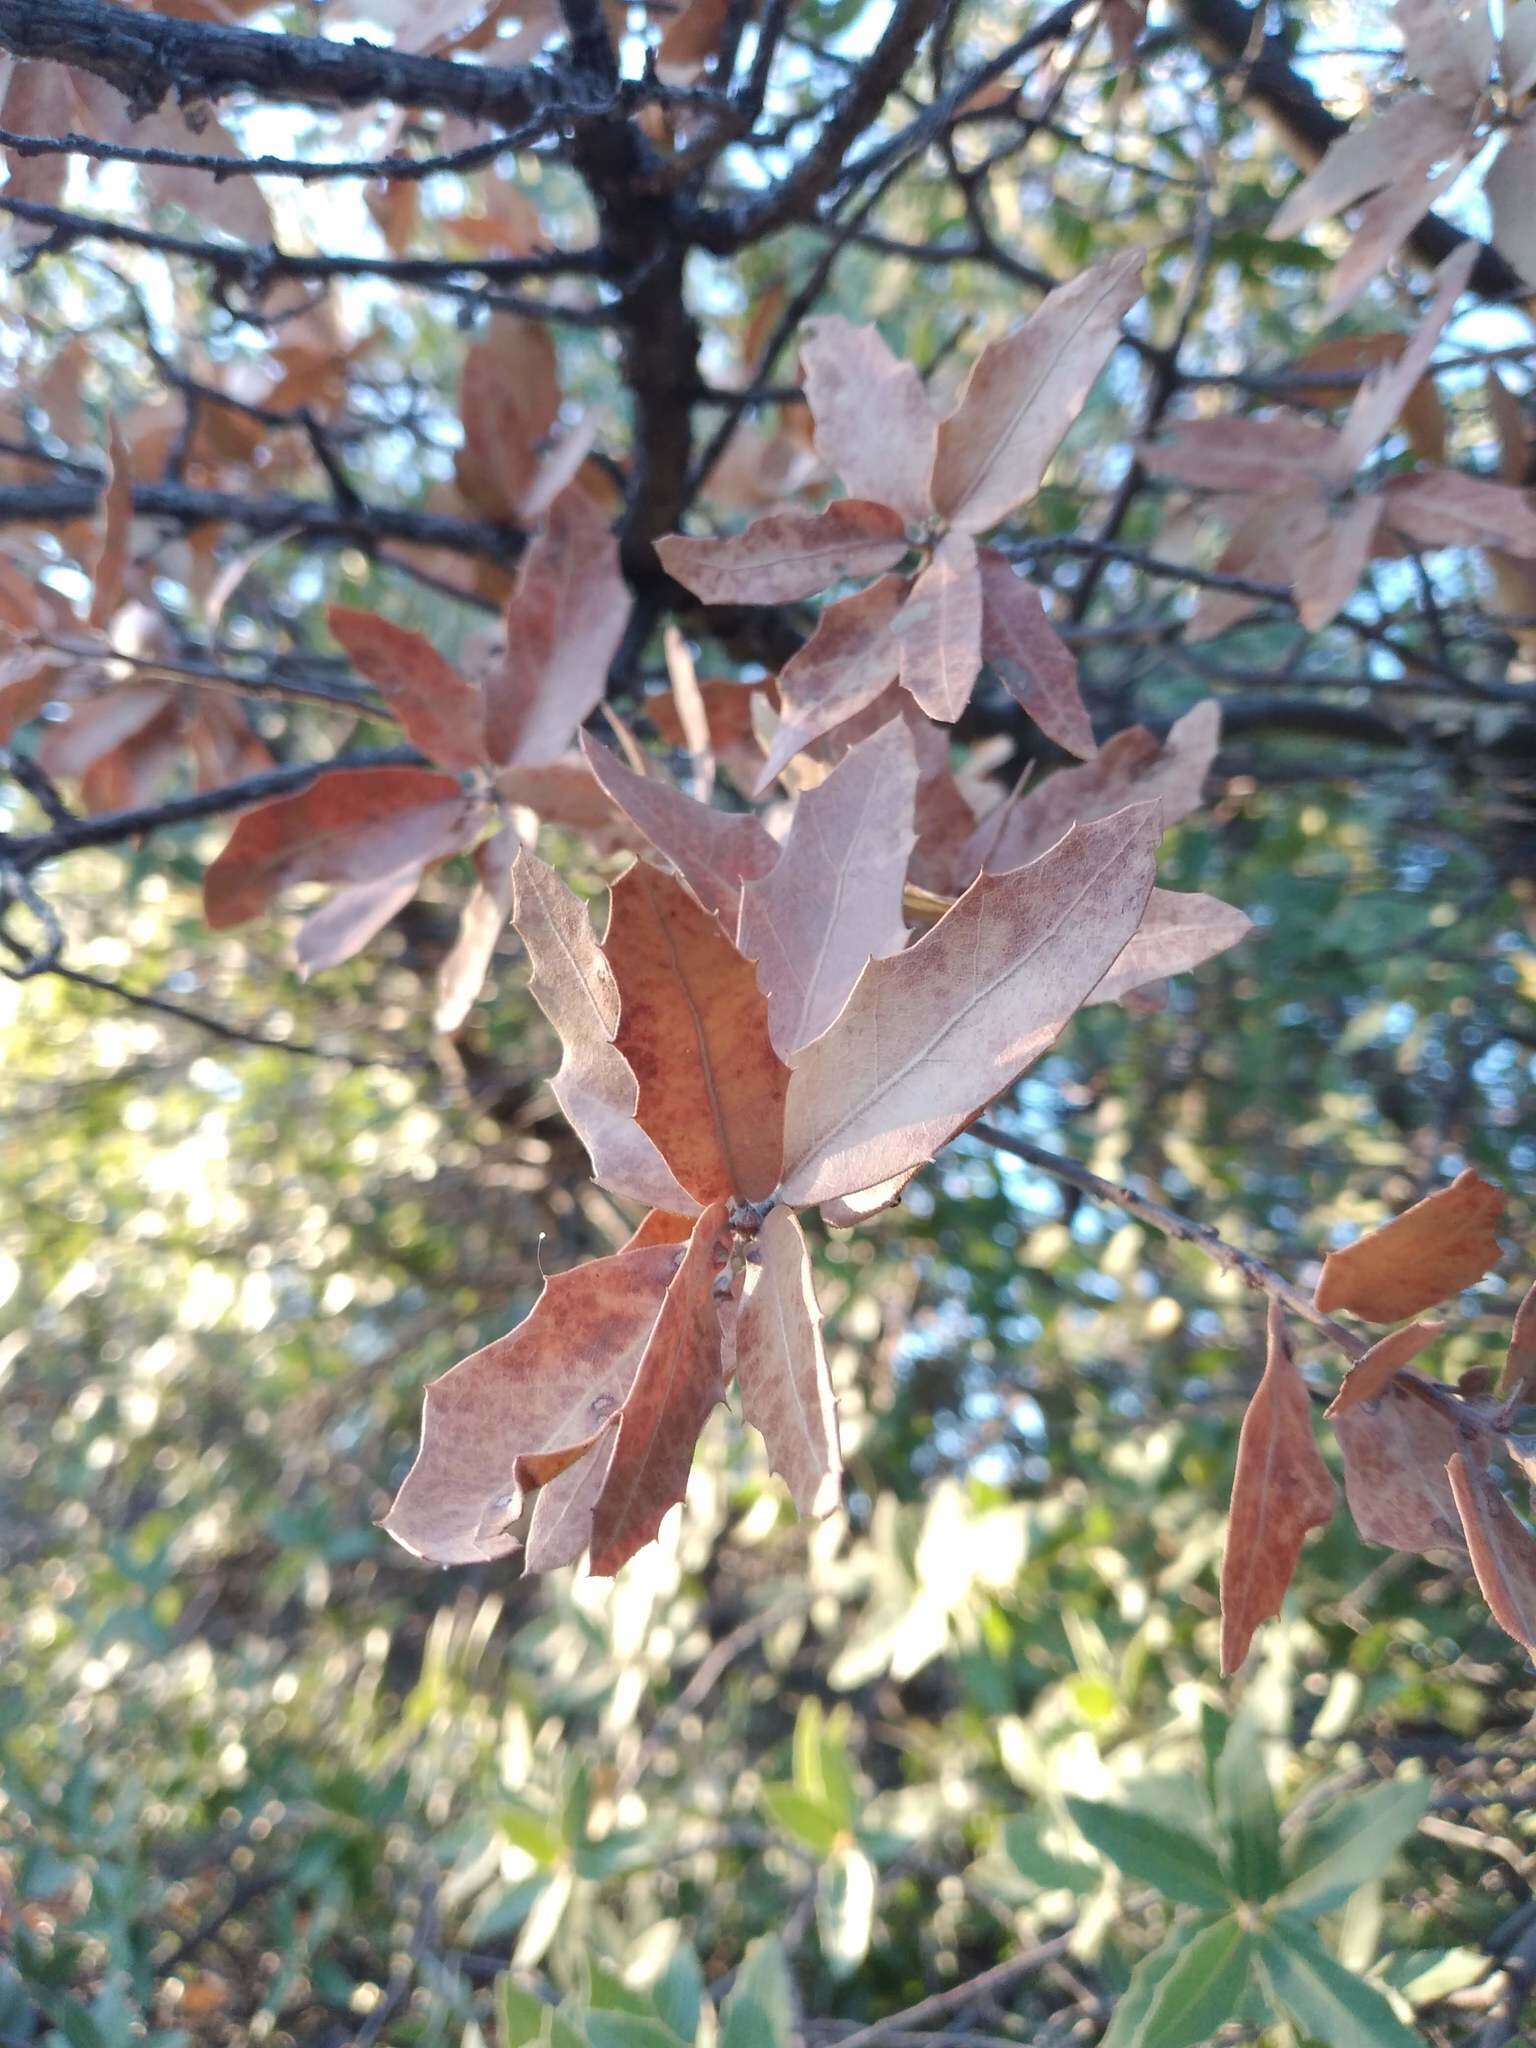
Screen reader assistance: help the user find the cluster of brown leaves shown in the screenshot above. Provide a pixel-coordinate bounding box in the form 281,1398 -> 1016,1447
1268,0 -> 1536,310
1219,1170 -> 1536,1672
1144,244 -> 1536,635
385,699 -> 1251,1573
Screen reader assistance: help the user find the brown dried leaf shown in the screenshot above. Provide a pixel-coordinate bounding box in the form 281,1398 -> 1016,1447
735,1206 -> 840,1516
295,866 -> 424,977
1487,121 -> 1536,286
511,849 -> 695,1213
1500,1278 -> 1536,1405
1087,887 -> 1252,1007
1448,1452 -> 1536,1653
977,548 -> 1095,758
580,734 -> 779,924
382,1241 -> 685,1564
435,822 -> 520,1031
1334,243 -> 1475,469
1396,0 -> 1493,108
799,316 -> 937,524
606,863 -> 789,1205
1293,333 -> 1446,466
738,718 -> 917,1059
780,805 -> 1159,1206
1380,467 -> 1536,555
89,421 -> 134,629
1334,1379 -> 1488,1553
657,0 -> 731,81
327,605 -> 484,771
755,575 -> 906,793
1269,97 -> 1470,242
455,314 -> 560,520
1314,1168 -> 1505,1321
484,487 -> 630,766
894,531 -> 983,722
929,251 -> 1144,535
1219,1303 -> 1336,1675
1327,1319 -> 1445,1416
1140,416 -> 1339,497
1294,495 -> 1384,630
587,1202 -> 731,1573
658,501 -> 908,606
203,767 -> 480,929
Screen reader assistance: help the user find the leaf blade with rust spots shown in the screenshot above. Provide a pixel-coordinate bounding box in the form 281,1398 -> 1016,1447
657,502 -> 909,607
738,719 -> 917,1059
1327,1320 -> 1444,1417
799,316 -> 937,525
1333,1379 -> 1490,1554
202,766 -> 480,929
930,251 -> 1144,535
580,734 -> 780,925
780,805 -> 1159,1207
511,850 -> 696,1214
588,1203 -> 731,1574
894,531 -> 983,722
606,864 -> 789,1205
735,1206 -> 841,1518
1314,1169 -> 1505,1321
381,1242 -> 686,1565
484,487 -> 630,767
977,548 -> 1095,759
327,604 -> 484,772
1448,1453 -> 1536,1654
1219,1303 -> 1336,1675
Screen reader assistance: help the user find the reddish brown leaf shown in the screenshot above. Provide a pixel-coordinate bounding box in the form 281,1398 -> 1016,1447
1088,887 -> 1252,1007
1448,1452 -> 1536,1654
435,823 -> 521,1032
202,767 -> 479,929
657,502 -> 909,607
755,575 -> 907,793
587,1202 -> 731,1574
382,1241 -> 685,1564
1327,1320 -> 1445,1417
620,1209 -> 698,1253
975,699 -> 1219,875
735,1206 -> 840,1516
606,863 -> 790,1205
1219,1303 -> 1336,1675
89,421 -> 133,629
0,63 -> 73,214
580,734 -> 779,924
894,531 -> 984,722
738,718 -> 916,1058
977,548 -> 1095,759
327,605 -> 484,772
799,316 -> 937,524
1139,415 -> 1339,497
1314,1168 -> 1505,1321
455,313 -> 560,520
1333,1379 -> 1490,1554
780,805 -> 1159,1206
1498,1279 -> 1536,1405
512,849 -> 696,1214
656,0 -> 730,81
929,251 -> 1144,534
483,487 -> 630,766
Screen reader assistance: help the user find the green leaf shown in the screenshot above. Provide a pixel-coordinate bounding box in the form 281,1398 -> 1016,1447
721,1937 -> 795,2048
760,1785 -> 843,1857
650,1939 -> 704,2044
586,2017 -> 686,2048
1104,1917 -> 1253,2048
501,1806 -> 565,1867
816,1844 -> 876,1977
1067,1797 -> 1231,1909
498,1978 -> 550,2048
1213,1712 -> 1281,1900
1280,1780 -> 1431,1910
1258,1919 -> 1422,2048
999,1815 -> 1099,1896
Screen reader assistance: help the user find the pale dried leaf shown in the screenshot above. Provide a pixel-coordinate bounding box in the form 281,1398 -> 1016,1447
977,549 -> 1095,758
1269,97 -> 1469,240
735,1206 -> 840,1516
1088,887 -> 1252,1007
455,314 -> 560,519
89,421 -> 134,629
780,805 -> 1159,1206
894,531 -> 983,722
657,502 -> 908,606
1381,466 -> 1536,555
738,718 -> 917,1058
1294,495 -> 1383,629
511,849 -> 696,1213
1335,243 -> 1476,470
754,575 -> 906,793
295,865 -> 423,977
606,862 -> 789,1205
1396,0 -> 1493,107
1314,1168 -> 1505,1321
1334,1380 -> 1490,1553
436,822 -> 521,1031
1219,1303 -> 1336,1674
799,316 -> 938,523
1140,416 -> 1339,497
1322,150 -> 1471,318
1499,1278 -> 1536,1404
1486,119 -> 1536,283
580,733 -> 779,924
930,250 -> 1144,534
1502,3 -> 1536,96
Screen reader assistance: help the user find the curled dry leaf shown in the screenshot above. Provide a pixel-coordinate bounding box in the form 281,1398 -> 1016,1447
606,863 -> 789,1206
580,733 -> 779,925
1313,1168 -> 1505,1322
1447,1452 -> 1536,1655
1327,1320 -> 1445,1417
511,850 -> 695,1215
780,804 -> 1160,1206
658,501 -> 908,607
1219,1303 -> 1336,1675
738,718 -> 917,1059
1333,1379 -> 1490,1554
734,1206 -> 840,1516
929,249 -> 1144,535
798,315 -> 938,525
203,766 -> 480,929
382,1240 -> 686,1565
